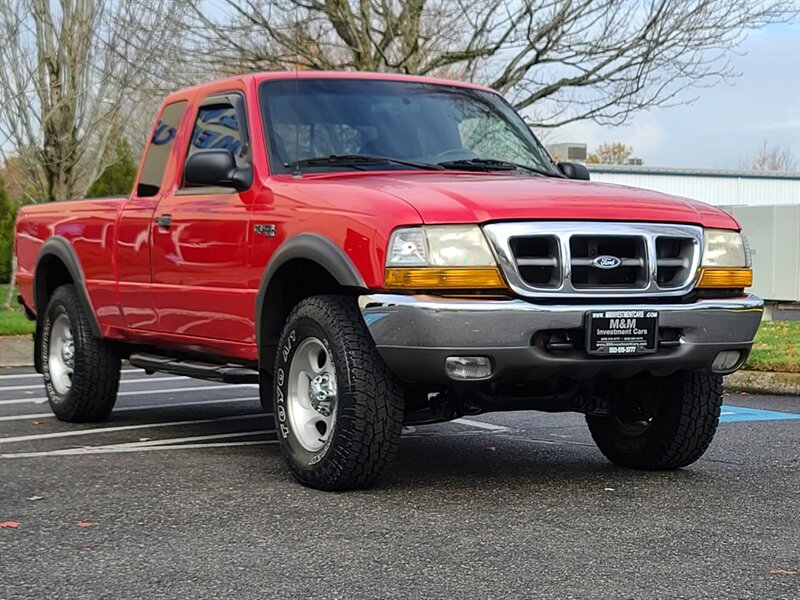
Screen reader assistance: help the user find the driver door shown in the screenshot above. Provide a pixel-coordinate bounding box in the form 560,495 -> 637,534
149,92 -> 255,343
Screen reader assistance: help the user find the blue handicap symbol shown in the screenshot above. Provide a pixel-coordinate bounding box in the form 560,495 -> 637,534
720,405 -> 800,423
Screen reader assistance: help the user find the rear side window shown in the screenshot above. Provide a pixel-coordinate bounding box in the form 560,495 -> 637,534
137,101 -> 187,197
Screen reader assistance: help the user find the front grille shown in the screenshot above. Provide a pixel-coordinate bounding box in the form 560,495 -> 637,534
509,236 -> 560,287
569,235 -> 647,288
483,222 -> 702,298
655,236 -> 695,288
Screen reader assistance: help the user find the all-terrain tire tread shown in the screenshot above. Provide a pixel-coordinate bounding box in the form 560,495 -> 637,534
586,371 -> 722,470
276,295 -> 404,490
43,285 -> 120,422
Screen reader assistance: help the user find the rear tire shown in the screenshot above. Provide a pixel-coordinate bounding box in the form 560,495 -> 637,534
273,295 -> 404,490
586,371 -> 723,470
41,285 -> 121,422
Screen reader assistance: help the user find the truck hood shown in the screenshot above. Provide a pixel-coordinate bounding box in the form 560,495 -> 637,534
335,172 -> 739,229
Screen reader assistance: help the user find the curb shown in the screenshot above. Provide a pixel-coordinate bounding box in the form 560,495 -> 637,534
1,336 -> 798,396
723,370 -> 800,397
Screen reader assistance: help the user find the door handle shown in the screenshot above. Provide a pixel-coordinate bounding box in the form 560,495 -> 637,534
155,214 -> 172,229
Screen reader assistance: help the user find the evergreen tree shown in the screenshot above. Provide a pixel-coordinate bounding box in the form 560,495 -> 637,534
0,172 -> 16,284
86,140 -> 137,198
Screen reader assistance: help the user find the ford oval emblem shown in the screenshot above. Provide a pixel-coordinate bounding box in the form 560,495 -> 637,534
593,255 -> 622,269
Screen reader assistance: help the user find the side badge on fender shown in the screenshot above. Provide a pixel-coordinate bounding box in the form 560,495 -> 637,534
254,224 -> 277,237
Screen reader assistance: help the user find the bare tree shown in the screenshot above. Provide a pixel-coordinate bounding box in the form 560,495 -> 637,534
587,142 -> 636,165
185,0 -> 795,129
739,141 -> 798,172
0,0 -> 186,202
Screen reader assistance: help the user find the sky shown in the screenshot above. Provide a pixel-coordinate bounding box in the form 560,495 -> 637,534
549,20 -> 800,170
2,9 -> 797,173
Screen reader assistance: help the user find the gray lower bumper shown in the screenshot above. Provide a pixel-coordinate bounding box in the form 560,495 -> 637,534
359,294 -> 764,383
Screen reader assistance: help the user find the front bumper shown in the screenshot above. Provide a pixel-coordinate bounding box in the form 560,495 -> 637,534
359,294 -> 764,383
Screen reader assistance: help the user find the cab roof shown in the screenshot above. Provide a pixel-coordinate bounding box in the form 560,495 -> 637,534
164,70 -> 496,104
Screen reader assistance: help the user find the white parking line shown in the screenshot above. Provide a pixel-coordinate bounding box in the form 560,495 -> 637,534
0,372 -> 42,381
505,435 -> 594,448
117,430 -> 273,448
0,413 -> 265,444
1,440 -> 275,458
0,383 -> 259,405
0,369 -> 145,381
1,375 -> 190,392
0,396 -> 261,422
453,418 -> 509,432
0,421 -> 510,458
0,414 -> 510,458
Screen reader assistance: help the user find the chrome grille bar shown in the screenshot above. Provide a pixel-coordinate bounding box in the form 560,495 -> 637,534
482,221 -> 703,298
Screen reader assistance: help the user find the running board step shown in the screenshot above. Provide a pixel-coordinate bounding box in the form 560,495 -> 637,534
128,353 -> 259,384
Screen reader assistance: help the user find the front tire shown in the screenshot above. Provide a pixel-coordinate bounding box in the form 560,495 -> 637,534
586,371 -> 723,470
41,285 -> 121,422
273,295 -> 404,490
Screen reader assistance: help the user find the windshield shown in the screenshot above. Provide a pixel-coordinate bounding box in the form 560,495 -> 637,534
259,78 -> 558,175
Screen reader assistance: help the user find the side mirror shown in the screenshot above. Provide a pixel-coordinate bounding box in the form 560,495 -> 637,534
557,162 -> 590,181
184,149 -> 252,192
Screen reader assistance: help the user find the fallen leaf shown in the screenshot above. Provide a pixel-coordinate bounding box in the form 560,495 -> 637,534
0,521 -> 20,528
26,496 -> 44,502
769,569 -> 797,576
32,420 -> 44,426
76,521 -> 97,528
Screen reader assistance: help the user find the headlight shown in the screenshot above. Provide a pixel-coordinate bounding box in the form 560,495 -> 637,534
387,226 -> 497,267
385,226 -> 505,290
698,229 -> 752,289
701,229 -> 748,268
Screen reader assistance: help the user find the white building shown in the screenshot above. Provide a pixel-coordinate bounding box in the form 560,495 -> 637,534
588,165 -> 800,208
588,165 -> 800,303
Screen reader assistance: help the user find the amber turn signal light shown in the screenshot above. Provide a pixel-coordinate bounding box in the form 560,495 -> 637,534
696,268 -> 753,289
385,267 -> 506,290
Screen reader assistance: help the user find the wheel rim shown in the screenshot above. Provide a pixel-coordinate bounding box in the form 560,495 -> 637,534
613,416 -> 652,436
48,313 -> 75,395
287,337 -> 338,452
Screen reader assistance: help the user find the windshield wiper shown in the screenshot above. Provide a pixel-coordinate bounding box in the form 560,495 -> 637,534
287,154 -> 444,171
437,158 -> 561,177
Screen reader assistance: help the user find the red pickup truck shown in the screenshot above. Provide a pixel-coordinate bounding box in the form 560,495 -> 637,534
13,72 -> 762,490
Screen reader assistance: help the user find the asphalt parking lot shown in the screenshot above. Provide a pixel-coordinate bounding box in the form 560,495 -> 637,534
1,367 -> 798,599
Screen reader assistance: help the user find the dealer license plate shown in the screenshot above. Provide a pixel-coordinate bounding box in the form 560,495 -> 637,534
586,310 -> 659,355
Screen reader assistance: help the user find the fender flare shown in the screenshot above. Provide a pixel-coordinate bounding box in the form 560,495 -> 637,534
254,234 -> 366,347
33,236 -> 102,338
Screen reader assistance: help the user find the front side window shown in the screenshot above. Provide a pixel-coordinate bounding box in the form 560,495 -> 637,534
188,104 -> 243,159
181,96 -> 250,189
259,79 -> 557,175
